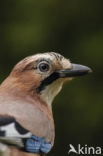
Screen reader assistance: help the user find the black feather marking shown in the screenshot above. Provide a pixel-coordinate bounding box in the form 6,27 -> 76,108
0,116 -> 28,135
37,72 -> 60,93
0,116 -> 15,126
0,131 -> 5,136
50,52 -> 63,61
15,122 -> 29,135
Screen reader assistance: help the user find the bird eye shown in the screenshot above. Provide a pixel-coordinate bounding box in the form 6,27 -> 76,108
38,62 -> 50,72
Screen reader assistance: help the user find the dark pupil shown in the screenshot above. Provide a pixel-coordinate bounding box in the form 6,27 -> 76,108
39,63 -> 49,72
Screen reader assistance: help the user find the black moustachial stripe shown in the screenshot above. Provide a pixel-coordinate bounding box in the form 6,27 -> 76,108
37,72 -> 60,93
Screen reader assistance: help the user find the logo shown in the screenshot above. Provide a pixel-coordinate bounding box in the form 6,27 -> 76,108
68,144 -> 102,155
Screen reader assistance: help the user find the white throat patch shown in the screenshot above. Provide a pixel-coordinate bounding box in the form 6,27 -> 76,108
41,79 -> 63,107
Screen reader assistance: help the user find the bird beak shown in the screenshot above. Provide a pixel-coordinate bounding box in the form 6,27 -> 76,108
56,64 -> 92,78
37,64 -> 92,93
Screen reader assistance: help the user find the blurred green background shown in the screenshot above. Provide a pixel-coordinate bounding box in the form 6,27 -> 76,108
0,0 -> 103,156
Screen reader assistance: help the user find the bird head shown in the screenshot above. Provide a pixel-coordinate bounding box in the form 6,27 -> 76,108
2,52 -> 91,106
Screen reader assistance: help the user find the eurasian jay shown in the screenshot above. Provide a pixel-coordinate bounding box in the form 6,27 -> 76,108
0,52 -> 91,154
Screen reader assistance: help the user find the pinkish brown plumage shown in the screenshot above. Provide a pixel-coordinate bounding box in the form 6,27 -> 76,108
0,52 -> 91,154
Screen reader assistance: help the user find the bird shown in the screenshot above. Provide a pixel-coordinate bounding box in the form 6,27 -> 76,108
0,52 -> 92,155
